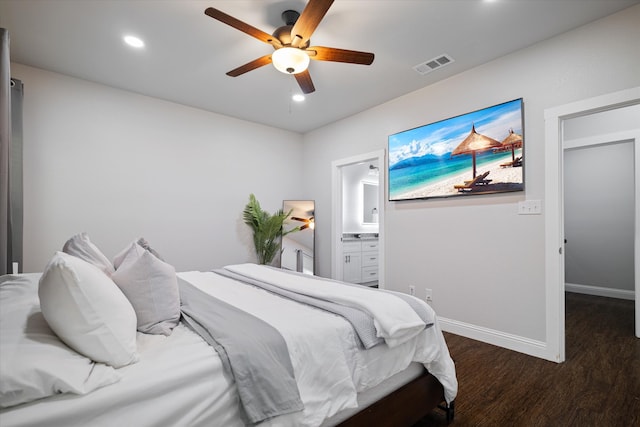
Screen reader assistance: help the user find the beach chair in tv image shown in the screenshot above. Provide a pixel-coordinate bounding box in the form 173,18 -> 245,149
454,171 -> 491,192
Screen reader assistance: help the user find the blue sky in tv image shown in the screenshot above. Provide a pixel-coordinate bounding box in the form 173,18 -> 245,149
387,99 -> 523,199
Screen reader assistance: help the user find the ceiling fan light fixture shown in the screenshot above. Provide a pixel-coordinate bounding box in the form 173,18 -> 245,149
272,47 -> 310,74
123,35 -> 145,48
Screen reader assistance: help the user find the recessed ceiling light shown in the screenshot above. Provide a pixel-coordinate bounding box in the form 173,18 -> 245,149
123,35 -> 145,48
292,94 -> 305,102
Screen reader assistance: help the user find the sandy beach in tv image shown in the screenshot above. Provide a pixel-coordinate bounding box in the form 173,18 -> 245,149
394,155 -> 523,200
388,99 -> 524,201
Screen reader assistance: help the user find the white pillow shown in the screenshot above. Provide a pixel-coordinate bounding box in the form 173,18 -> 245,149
112,242 -> 180,336
0,274 -> 121,408
62,232 -> 115,276
38,252 -> 139,368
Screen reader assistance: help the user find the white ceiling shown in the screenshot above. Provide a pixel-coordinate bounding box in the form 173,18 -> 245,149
2,0 -> 638,133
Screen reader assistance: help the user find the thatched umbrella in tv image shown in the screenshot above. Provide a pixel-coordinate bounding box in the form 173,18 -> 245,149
451,124 -> 502,179
500,128 -> 523,163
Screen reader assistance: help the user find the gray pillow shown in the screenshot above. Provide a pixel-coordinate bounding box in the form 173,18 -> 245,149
111,243 -> 180,336
62,232 -> 115,276
137,237 -> 165,261
112,240 -> 144,270
113,237 -> 164,269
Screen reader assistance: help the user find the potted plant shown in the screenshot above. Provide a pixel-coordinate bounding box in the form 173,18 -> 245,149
243,194 -> 299,265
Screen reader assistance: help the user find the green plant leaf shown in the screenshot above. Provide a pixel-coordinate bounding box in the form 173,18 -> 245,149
242,194 -> 298,265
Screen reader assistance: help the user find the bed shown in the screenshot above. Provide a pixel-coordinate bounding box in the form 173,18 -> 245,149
0,236 -> 457,427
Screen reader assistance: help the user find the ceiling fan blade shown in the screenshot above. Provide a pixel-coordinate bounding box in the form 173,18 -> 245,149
290,0 -> 334,48
307,46 -> 374,65
226,54 -> 272,77
205,7 -> 282,48
295,70 -> 316,94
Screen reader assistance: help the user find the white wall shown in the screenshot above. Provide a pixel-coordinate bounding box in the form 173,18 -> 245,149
303,5 -> 640,347
13,63 -> 305,273
564,105 -> 640,140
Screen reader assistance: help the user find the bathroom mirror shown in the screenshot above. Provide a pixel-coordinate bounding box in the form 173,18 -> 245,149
362,182 -> 379,224
281,200 -> 315,275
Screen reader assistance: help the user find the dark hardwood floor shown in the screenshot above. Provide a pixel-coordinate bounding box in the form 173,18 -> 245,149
415,292 -> 640,427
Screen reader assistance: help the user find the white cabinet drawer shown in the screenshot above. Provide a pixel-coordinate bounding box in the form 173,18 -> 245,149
343,241 -> 362,252
361,251 -> 378,267
342,238 -> 378,284
361,241 -> 378,251
361,266 -> 378,282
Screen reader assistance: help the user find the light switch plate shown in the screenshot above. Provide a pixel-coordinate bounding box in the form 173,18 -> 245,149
518,200 -> 542,215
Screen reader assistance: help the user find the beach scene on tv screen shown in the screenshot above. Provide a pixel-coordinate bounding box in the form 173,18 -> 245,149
388,98 -> 524,201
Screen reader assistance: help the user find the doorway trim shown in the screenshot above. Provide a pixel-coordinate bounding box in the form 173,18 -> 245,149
331,149 -> 386,286
544,86 -> 640,362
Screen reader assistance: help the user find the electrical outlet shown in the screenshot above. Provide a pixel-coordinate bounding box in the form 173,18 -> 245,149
409,285 -> 416,296
425,288 -> 433,304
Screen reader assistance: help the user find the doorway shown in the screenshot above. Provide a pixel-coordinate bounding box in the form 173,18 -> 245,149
331,150 -> 385,287
564,139 -> 635,300
544,87 -> 640,363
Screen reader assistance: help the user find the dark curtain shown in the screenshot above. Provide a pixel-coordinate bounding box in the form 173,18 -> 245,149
1,28 -> 23,275
8,78 -> 23,274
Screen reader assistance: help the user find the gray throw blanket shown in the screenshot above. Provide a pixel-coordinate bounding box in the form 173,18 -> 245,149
215,268 -> 384,349
178,278 -> 303,424
215,267 -> 434,349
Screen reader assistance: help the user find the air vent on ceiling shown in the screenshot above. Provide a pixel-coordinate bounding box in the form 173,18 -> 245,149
413,54 -> 455,75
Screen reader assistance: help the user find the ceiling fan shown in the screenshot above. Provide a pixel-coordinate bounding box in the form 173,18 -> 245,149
204,0 -> 375,94
291,215 -> 315,231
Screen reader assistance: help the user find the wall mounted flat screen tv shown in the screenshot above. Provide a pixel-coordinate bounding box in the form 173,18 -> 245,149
388,98 -> 524,201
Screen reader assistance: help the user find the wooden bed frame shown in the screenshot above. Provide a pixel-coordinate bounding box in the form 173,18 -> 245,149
338,370 -> 454,427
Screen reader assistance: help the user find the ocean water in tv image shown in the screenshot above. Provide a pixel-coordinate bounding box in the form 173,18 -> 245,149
389,150 -> 512,199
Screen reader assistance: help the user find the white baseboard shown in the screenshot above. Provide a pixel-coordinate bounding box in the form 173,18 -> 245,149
565,282 -> 635,300
438,317 -> 556,362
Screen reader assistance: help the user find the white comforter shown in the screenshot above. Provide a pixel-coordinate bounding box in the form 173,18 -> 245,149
181,269 -> 458,422
224,263 -> 430,348
0,271 -> 457,427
